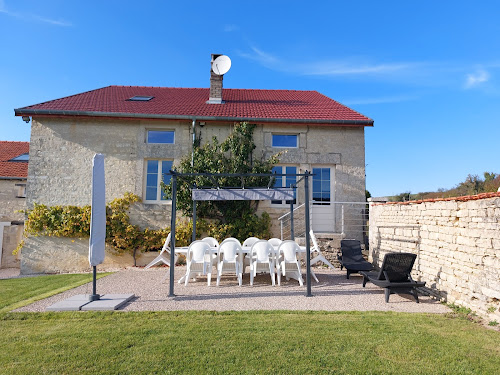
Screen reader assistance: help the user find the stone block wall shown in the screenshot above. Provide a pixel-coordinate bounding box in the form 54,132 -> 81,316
28,118 -> 365,210
20,236 -> 159,274
369,192 -> 500,318
127,203 -> 171,230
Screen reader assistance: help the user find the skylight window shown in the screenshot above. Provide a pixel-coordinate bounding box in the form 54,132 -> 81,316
10,153 -> 29,162
128,96 -> 154,101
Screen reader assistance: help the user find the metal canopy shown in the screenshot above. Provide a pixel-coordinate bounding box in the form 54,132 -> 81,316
192,187 -> 294,201
168,171 -> 313,297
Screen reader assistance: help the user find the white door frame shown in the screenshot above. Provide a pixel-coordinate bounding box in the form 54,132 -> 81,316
310,165 -> 335,233
0,222 -> 11,268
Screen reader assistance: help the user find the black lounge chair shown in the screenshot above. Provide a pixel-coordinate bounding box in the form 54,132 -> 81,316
360,252 -> 426,303
338,239 -> 374,279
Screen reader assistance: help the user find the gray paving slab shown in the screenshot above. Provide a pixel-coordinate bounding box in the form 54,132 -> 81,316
80,294 -> 135,311
46,294 -> 134,311
46,294 -> 92,311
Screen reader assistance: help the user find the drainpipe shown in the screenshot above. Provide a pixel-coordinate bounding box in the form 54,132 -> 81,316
191,119 -> 196,167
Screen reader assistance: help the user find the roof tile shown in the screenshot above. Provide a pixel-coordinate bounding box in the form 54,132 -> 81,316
0,141 -> 29,178
16,86 -> 373,125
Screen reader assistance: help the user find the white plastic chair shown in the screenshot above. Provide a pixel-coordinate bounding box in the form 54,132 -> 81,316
202,236 -> 220,268
242,236 -> 260,248
242,237 -> 260,272
267,238 -> 282,247
201,236 -> 219,248
249,240 -> 277,286
144,233 -> 177,268
216,240 -> 243,286
309,229 -> 335,281
278,240 -> 304,286
220,237 -> 242,247
184,240 -> 213,286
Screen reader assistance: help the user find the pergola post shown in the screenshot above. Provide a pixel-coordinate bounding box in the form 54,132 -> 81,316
304,171 -> 312,297
169,172 -> 178,297
289,196 -> 294,240
192,200 -> 197,242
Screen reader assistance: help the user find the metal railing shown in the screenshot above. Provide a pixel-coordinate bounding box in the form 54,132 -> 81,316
278,201 -> 369,246
278,203 -> 309,240
335,202 -> 369,247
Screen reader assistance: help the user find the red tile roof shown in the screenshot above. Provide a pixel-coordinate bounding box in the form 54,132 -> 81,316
15,86 -> 373,126
0,141 -> 29,178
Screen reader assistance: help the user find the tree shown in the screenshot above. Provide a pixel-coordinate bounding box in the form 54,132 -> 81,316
390,191 -> 411,202
164,122 -> 282,239
390,171 -> 500,201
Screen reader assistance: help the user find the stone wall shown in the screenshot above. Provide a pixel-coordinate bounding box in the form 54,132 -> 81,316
28,119 -> 365,208
127,203 -> 171,230
20,236 -> 159,274
369,192 -> 500,318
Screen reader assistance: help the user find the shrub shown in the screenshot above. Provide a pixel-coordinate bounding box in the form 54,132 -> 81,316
22,193 -> 169,265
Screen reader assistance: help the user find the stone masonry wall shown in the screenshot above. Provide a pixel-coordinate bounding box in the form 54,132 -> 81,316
20,236 -> 158,274
369,193 -> 500,318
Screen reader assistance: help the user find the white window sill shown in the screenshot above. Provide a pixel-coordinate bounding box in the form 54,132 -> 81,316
143,201 -> 172,205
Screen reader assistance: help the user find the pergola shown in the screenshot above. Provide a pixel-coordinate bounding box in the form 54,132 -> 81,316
167,171 -> 314,297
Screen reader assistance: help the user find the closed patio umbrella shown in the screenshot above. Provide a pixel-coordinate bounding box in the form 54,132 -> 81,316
89,153 -> 106,301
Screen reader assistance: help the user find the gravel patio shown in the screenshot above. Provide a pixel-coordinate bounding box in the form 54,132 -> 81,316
9,266 -> 450,314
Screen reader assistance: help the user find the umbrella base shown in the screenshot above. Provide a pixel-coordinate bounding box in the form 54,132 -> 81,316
46,294 -> 135,311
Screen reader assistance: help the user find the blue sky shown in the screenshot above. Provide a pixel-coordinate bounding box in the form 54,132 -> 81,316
1,1 -> 499,197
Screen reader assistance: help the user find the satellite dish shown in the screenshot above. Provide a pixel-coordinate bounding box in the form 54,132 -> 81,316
212,55 -> 231,75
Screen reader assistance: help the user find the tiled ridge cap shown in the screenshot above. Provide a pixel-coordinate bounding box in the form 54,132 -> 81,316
373,191 -> 500,206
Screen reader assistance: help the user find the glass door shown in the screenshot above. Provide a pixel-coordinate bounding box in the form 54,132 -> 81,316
311,166 -> 335,232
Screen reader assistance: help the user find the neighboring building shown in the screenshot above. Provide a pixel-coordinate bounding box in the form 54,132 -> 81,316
14,55 -> 373,273
0,141 -> 29,268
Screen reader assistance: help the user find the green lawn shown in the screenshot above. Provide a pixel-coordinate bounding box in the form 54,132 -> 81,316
0,273 -> 111,312
0,276 -> 498,374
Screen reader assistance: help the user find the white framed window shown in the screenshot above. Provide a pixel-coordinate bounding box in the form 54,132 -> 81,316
147,130 -> 175,144
145,160 -> 173,202
272,134 -> 298,148
271,165 -> 297,205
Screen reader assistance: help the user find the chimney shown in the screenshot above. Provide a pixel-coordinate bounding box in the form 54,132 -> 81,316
207,54 -> 225,104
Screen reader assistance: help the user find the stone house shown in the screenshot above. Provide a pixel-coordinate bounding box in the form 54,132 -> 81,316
14,56 -> 373,273
0,141 -> 29,268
